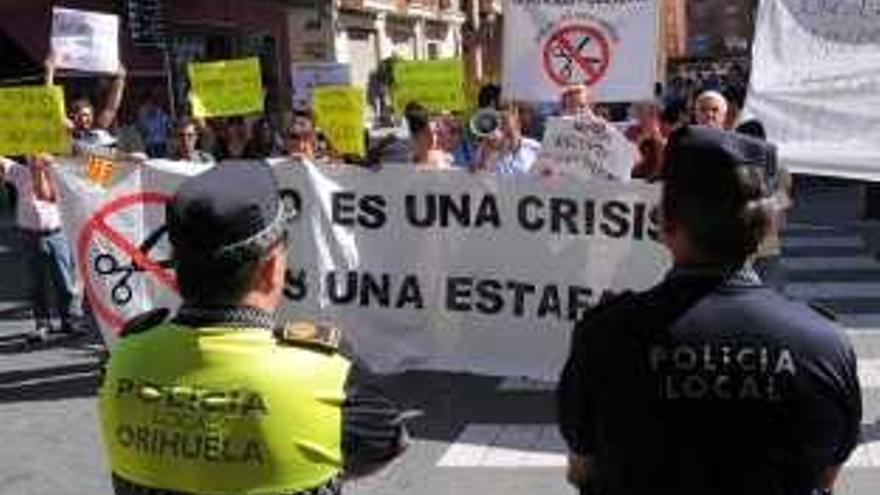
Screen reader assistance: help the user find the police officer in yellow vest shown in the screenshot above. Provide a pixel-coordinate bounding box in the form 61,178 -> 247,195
98,162 -> 408,495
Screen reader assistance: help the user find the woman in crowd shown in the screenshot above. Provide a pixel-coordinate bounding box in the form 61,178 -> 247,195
407,108 -> 452,169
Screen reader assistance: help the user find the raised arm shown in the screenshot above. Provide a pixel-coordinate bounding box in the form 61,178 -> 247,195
44,52 -> 57,87
97,65 -> 127,130
0,155 -> 24,182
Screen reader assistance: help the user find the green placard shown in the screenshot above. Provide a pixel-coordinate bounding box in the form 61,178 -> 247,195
188,57 -> 264,118
313,85 -> 366,157
392,58 -> 466,114
0,85 -> 70,156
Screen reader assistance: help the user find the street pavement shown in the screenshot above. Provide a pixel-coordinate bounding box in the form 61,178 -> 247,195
2,178 -> 880,495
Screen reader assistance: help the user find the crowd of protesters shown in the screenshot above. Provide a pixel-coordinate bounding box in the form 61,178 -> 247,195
0,50 -> 765,346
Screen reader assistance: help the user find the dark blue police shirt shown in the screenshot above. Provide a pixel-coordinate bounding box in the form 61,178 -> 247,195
557,264 -> 862,495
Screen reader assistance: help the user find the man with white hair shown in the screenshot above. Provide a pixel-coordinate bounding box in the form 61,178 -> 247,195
694,90 -> 729,129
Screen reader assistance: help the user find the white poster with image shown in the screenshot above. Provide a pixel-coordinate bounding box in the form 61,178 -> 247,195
503,0 -> 659,103
537,116 -> 638,181
51,7 -> 120,74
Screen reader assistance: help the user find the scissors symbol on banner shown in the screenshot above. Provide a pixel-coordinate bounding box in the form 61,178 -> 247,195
93,225 -> 173,306
551,35 -> 602,81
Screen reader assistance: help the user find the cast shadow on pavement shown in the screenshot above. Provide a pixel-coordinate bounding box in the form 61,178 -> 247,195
0,361 -> 101,403
376,371 -> 557,446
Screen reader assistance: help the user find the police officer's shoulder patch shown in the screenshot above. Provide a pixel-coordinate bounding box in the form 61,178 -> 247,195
274,321 -> 341,353
807,301 -> 838,322
120,308 -> 170,338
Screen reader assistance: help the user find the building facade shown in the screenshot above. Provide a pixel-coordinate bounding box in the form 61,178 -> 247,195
289,0 -> 464,92
0,0 -> 463,119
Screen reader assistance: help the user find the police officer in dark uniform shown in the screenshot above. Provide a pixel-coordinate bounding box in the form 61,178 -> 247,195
557,126 -> 862,495
98,162 -> 408,494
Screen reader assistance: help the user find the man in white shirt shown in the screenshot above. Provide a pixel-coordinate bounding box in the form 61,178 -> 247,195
45,53 -> 127,154
475,102 -> 541,175
0,154 -> 83,342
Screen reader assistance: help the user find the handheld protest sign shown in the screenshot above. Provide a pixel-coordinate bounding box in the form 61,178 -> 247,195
503,0 -> 657,103
291,62 -> 352,111
51,7 -> 121,73
392,58 -> 467,114
0,85 -> 70,156
313,85 -> 366,157
188,57 -> 264,118
537,116 -> 637,181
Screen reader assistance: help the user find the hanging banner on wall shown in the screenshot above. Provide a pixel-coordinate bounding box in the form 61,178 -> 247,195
743,0 -> 880,180
503,0 -> 659,103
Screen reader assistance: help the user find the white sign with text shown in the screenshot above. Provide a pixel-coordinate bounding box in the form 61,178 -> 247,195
54,159 -> 670,379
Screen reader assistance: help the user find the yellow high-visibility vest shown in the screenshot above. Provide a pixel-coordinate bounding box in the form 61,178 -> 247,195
99,324 -> 351,495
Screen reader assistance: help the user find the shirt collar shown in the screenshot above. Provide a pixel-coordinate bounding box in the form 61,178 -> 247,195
173,305 -> 275,329
666,262 -> 762,287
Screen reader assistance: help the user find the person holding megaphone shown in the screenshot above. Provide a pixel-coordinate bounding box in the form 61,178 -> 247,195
472,101 -> 541,175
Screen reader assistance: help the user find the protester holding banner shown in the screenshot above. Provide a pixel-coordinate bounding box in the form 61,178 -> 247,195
284,111 -> 320,162
46,52 -> 127,151
250,117 -> 282,158
407,106 -> 452,169
98,162 -> 408,495
474,102 -> 540,175
557,126 -> 862,495
0,155 -> 84,342
560,84 -> 595,118
436,113 -> 476,168
170,118 -> 215,164
214,116 -> 259,161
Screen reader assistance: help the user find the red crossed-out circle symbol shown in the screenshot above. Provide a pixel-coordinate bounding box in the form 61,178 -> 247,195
542,24 -> 612,87
78,191 -> 176,332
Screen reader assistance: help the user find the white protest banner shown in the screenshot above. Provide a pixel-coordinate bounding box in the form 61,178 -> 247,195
503,0 -> 658,103
743,1 -> 880,180
51,7 -> 120,74
52,158 -> 207,347
54,160 -> 670,379
291,62 -> 352,111
537,116 -> 638,181
276,163 -> 669,379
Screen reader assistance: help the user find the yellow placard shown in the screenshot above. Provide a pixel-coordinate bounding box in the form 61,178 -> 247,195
313,85 -> 365,157
188,57 -> 264,118
0,85 -> 69,156
392,58 -> 466,114
86,155 -> 116,186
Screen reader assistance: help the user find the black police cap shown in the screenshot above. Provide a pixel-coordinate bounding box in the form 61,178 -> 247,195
167,162 -> 284,257
664,125 -> 779,194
